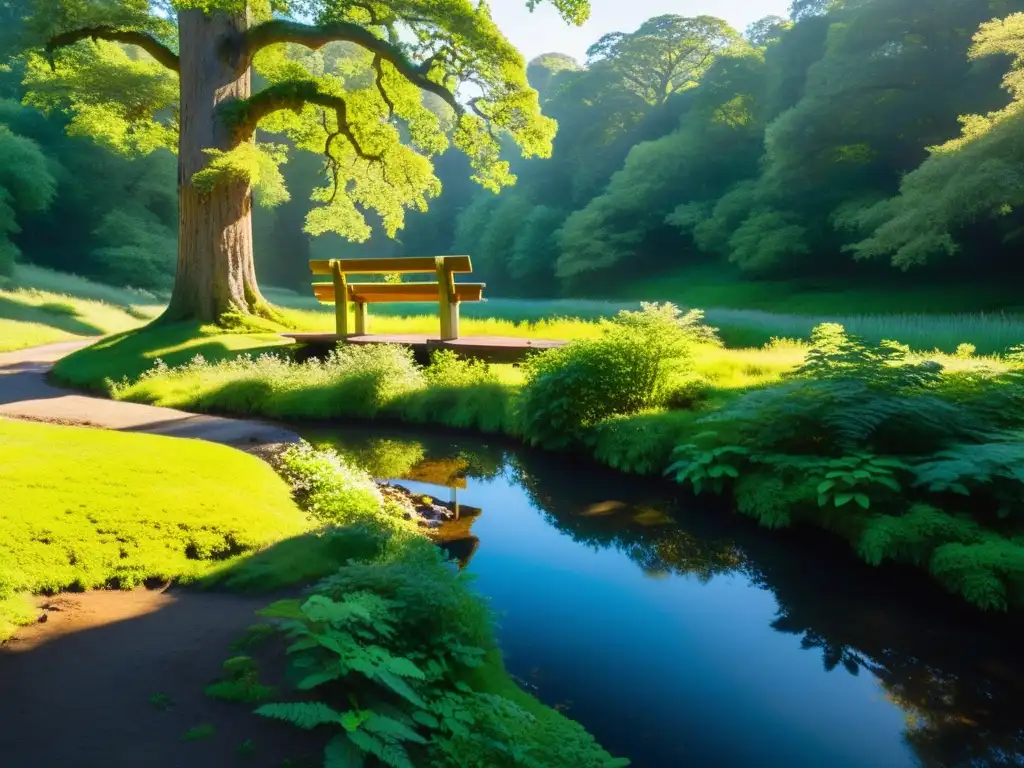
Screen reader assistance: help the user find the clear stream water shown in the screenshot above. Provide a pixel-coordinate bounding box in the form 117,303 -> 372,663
304,424 -> 1024,768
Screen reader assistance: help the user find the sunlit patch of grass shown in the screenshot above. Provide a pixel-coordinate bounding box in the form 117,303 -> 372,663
0,594 -> 38,643
276,304 -> 605,341
0,419 -> 311,640
692,339 -> 806,390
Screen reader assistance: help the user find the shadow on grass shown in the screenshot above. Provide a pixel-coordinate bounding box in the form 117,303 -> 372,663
0,295 -> 106,337
51,322 -> 294,389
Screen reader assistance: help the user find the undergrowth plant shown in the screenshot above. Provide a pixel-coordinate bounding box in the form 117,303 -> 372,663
664,323 -> 1024,610
245,444 -> 628,768
394,350 -> 515,434
516,303 -> 712,449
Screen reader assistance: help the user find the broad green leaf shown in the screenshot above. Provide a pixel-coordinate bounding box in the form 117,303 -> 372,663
376,671 -> 426,708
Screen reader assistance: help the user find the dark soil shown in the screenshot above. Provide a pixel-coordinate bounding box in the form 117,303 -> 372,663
0,588 -> 320,768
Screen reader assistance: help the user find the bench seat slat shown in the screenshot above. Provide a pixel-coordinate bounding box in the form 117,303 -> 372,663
309,255 -> 472,276
312,281 -> 485,304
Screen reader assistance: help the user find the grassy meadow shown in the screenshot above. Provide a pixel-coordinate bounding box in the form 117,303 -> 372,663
2,267 -> 1022,358
265,284 -> 1024,357
0,265 -> 163,352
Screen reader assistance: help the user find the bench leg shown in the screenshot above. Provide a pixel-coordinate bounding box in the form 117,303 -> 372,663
435,257 -> 457,341
331,262 -> 349,339
449,301 -> 460,340
354,301 -> 368,336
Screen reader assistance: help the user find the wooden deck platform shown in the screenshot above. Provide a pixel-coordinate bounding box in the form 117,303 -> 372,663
282,333 -> 567,365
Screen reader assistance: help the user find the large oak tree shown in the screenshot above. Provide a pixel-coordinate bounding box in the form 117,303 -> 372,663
15,0 -> 588,321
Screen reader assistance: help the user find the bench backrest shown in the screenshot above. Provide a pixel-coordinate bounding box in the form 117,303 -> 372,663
309,255 -> 472,276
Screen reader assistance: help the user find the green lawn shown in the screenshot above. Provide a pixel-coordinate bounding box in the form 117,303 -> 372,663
0,419 -> 311,640
0,265 -> 162,352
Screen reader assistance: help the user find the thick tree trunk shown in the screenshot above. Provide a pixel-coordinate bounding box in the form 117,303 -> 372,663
164,8 -> 268,323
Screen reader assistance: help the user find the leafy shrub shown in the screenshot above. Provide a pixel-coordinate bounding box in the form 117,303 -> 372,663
314,551 -> 495,653
666,440 -> 748,495
734,474 -> 798,529
794,323 -> 943,390
276,442 -> 386,527
589,410 -> 700,476
516,303 -> 707,449
663,376 -> 713,410
430,691 -> 631,768
115,344 -> 426,419
856,505 -> 985,568
700,325 -> 989,456
394,350 -> 515,433
812,454 -> 907,511
425,350 -> 498,387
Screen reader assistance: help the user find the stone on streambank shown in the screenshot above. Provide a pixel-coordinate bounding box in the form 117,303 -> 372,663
380,483 -> 466,527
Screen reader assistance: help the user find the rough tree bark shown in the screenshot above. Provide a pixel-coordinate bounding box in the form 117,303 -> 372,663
163,8 -> 268,323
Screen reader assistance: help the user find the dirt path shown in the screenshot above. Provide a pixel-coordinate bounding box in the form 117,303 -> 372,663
0,590 -> 319,768
0,342 -> 315,767
0,340 -> 299,447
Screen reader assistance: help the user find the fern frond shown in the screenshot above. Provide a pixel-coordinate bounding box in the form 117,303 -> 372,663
348,729 -> 415,768
255,702 -> 341,729
857,505 -> 985,567
912,438 -> 1024,492
928,538 -> 1024,611
363,713 -> 428,744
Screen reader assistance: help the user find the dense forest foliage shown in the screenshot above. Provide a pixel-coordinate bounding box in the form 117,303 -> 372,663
2,0 -> 1024,298
289,0 -> 1024,298
0,49 -> 177,289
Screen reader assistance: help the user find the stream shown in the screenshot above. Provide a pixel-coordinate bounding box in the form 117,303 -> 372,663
303,424 -> 1024,768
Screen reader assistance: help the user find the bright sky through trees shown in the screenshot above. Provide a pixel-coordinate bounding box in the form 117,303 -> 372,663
489,0 -> 790,61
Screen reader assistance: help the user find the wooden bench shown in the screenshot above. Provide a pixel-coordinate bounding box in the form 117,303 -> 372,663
308,256 -> 484,341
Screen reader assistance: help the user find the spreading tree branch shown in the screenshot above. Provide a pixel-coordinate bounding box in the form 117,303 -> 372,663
371,53 -> 395,120
46,26 -> 180,72
227,81 -> 381,164
243,20 -> 460,114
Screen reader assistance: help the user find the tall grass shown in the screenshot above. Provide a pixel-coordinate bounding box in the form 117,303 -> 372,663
706,309 -> 1024,355
11,264 -> 166,307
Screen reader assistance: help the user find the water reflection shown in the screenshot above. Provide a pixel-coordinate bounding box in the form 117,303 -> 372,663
303,425 -> 1024,768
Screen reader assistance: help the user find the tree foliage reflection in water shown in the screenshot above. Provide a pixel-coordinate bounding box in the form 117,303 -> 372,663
308,427 -> 1024,768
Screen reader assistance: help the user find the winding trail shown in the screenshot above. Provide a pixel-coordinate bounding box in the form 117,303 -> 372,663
0,341 -> 312,768
0,339 -> 299,446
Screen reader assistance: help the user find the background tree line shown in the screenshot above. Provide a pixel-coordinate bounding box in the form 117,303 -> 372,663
274,0 -> 1024,298
3,0 -> 1024,300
